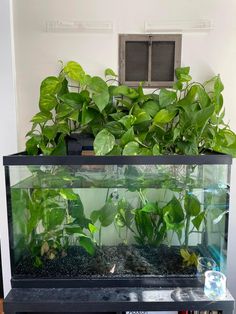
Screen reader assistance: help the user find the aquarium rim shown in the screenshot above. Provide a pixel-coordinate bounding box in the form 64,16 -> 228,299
10,275 -> 203,289
3,151 -> 232,166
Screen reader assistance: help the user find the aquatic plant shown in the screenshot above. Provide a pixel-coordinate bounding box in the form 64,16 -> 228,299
180,248 -> 199,268
130,187 -> 205,248
90,190 -> 118,246
11,161 -> 228,273
114,198 -> 134,244
11,166 -> 98,266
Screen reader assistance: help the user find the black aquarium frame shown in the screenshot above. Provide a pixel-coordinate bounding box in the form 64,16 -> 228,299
3,152 -> 232,289
3,151 -> 232,166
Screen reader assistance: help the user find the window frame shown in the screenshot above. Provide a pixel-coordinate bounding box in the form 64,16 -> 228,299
119,34 -> 182,88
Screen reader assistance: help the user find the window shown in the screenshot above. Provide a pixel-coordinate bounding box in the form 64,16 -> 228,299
119,34 -> 182,88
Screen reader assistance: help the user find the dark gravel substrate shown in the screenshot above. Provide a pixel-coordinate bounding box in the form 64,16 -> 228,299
14,245 -> 197,278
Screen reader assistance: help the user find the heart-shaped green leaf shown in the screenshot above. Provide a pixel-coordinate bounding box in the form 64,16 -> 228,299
159,89 -> 177,108
123,141 -> 140,155
64,61 -> 85,83
154,109 -> 176,124
105,68 -> 117,77
94,129 -> 115,155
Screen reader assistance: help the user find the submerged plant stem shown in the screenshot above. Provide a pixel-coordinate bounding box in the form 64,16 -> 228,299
99,226 -> 102,247
138,189 -> 147,205
185,215 -> 190,247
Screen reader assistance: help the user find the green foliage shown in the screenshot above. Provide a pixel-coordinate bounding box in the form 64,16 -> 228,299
25,61 -> 236,157
11,166 -> 101,265
94,129 -> 115,155
132,190 -> 166,246
79,237 -> 95,255
159,89 -> 177,108
184,193 -> 201,217
163,196 -> 184,226
115,199 -> 134,228
88,76 -> 110,112
153,109 -> 176,124
22,61 -> 235,269
192,212 -> 205,230
91,199 -> 117,227
123,141 -> 140,155
183,190 -> 205,247
13,164 -> 227,267
63,61 -> 86,83
130,181 -> 208,248
105,68 -> 117,77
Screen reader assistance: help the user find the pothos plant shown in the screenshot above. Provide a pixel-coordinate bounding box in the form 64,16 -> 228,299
26,61 -> 236,157
23,60 -> 234,269
11,166 -> 98,266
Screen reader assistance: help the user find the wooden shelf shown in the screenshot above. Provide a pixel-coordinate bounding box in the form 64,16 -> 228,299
0,298 -> 3,314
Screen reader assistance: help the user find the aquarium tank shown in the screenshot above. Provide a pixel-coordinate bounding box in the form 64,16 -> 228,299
3,153 -> 231,288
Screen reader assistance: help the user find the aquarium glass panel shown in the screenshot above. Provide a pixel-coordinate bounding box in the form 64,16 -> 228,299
6,162 -> 230,280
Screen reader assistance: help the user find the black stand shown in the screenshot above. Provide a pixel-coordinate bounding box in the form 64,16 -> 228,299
4,287 -> 235,314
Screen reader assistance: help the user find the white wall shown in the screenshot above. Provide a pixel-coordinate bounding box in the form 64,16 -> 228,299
12,0 -> 236,149
7,0 -> 236,301
0,0 -> 18,296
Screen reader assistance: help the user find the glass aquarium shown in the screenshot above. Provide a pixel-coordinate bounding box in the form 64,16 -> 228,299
3,154 -> 231,287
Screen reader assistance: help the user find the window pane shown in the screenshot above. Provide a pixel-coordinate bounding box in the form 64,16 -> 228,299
151,41 -> 175,81
125,41 -> 148,81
